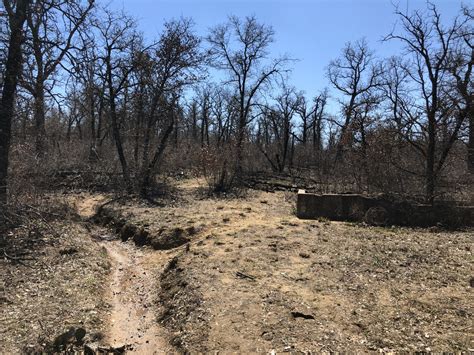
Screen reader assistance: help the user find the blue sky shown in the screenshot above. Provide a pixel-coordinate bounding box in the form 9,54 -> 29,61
109,0 -> 465,103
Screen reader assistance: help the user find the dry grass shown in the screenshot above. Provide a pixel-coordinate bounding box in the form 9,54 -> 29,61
1,178 -> 472,353
110,178 -> 473,353
0,217 -> 110,353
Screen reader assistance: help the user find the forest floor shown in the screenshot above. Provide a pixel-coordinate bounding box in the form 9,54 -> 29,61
1,177 -> 473,353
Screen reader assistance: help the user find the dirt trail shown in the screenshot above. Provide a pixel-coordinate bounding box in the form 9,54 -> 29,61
104,241 -> 171,353
74,194 -> 171,353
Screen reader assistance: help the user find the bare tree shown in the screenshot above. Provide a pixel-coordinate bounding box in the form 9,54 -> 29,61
327,38 -> 382,161
385,3 -> 469,203
382,56 -> 411,136
194,83 -> 212,147
210,86 -> 235,144
69,33 -> 107,158
207,15 -> 288,178
94,9 -> 140,192
257,85 -> 299,173
21,0 -> 94,154
295,93 -> 316,146
298,89 -> 329,153
186,98 -> 199,142
449,5 -> 473,173
0,0 -> 29,206
137,18 -> 203,196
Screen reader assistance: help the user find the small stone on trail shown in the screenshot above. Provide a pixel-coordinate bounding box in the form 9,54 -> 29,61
291,311 -> 315,320
74,327 -> 86,342
261,331 -> 273,341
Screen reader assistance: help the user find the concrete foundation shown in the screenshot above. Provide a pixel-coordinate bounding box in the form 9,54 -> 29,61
296,190 -> 474,227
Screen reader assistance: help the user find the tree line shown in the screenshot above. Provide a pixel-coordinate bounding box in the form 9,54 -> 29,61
0,0 -> 472,209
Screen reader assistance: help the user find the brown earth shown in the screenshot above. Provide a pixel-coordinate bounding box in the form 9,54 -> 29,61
105,178 -> 474,353
72,192 -> 175,353
0,204 -> 110,353
1,179 -> 473,353
102,240 -> 171,353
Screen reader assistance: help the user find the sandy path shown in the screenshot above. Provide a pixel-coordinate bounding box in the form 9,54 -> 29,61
74,194 -> 171,353
104,241 -> 171,353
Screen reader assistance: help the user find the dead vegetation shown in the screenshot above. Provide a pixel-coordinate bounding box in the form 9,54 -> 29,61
158,256 -> 209,352
0,206 -> 110,353
82,178 -> 473,353
1,1 -> 473,353
0,177 -> 472,352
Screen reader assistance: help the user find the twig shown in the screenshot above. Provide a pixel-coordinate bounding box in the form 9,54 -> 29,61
3,251 -> 33,268
3,250 -> 53,271
24,204 -> 63,219
236,271 -> 256,281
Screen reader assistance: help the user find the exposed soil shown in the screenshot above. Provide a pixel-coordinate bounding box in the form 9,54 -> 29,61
103,241 -> 171,353
1,179 -> 473,353
104,178 -> 473,353
0,193 -> 174,353
73,193 -> 173,353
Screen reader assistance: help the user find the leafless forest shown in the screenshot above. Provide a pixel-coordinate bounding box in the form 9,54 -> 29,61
0,0 -> 473,353
0,0 -> 471,205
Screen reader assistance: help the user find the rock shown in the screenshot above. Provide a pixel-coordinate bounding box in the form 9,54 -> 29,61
93,207 -> 120,226
186,226 -> 198,235
164,256 -> 179,272
59,247 -> 78,256
74,327 -> 86,342
133,228 -> 150,246
261,331 -> 273,341
84,344 -> 95,355
53,327 -> 76,350
114,218 -> 127,233
291,311 -> 315,320
120,223 -> 138,242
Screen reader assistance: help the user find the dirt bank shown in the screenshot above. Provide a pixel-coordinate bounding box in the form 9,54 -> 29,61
2,181 -> 472,353
108,178 -> 473,353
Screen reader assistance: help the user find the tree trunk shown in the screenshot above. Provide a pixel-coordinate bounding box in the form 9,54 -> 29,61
140,120 -> 174,197
110,104 -> 132,192
0,0 -> 29,206
301,116 -> 307,145
469,106 -> 474,173
141,115 -> 153,180
107,65 -> 132,192
234,115 -> 246,179
133,112 -> 141,167
66,118 -> 72,141
280,121 -> 290,173
34,80 -> 46,155
191,104 -> 197,142
426,113 -> 436,204
89,86 -> 96,141
335,96 -> 356,162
